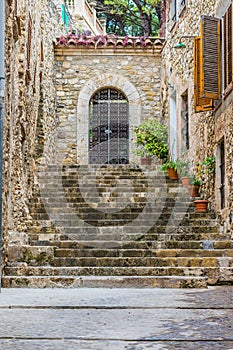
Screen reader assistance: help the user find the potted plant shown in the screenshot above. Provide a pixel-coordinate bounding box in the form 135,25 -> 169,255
132,145 -> 152,165
160,159 -> 179,180
189,175 -> 202,197
192,156 -> 215,212
194,198 -> 209,212
176,160 -> 190,187
191,155 -> 215,201
133,118 -> 169,165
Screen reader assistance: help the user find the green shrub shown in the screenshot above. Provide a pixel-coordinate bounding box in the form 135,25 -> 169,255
133,118 -> 168,160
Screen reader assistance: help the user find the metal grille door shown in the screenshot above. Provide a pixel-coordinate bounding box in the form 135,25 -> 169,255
89,88 -> 129,164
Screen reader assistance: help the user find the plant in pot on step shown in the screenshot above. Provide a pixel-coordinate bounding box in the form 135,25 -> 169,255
194,197 -> 209,212
189,174 -> 202,197
160,159 -> 179,180
133,118 -> 169,165
192,156 -> 215,212
176,159 -> 190,187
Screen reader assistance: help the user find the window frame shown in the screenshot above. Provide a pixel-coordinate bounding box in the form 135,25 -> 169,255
170,0 -> 187,25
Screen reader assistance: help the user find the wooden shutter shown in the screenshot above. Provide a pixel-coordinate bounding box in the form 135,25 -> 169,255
194,37 -> 213,112
223,4 -> 233,93
200,16 -> 221,99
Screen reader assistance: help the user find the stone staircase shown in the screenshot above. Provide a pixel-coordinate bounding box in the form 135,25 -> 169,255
3,164 -> 233,288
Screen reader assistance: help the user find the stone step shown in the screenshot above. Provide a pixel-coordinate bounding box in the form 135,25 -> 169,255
35,177 -> 184,184
28,211 -> 216,221
39,177 -> 180,185
30,195 -> 192,204
8,244 -> 233,262
29,208 -> 198,220
40,224 -> 218,233
28,233 -> 231,245
28,215 -> 218,227
54,248 -> 233,258
38,226 -> 219,236
4,265 -> 233,278
50,256 -> 233,268
18,164 -> 228,287
3,266 -> 233,286
1,275 -> 208,288
40,165 -> 164,173
45,238 -> 231,249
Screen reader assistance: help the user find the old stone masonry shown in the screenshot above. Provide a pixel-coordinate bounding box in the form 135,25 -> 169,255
2,0 -> 233,288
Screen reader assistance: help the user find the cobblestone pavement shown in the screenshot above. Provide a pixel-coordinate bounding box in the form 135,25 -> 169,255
0,286 -> 233,349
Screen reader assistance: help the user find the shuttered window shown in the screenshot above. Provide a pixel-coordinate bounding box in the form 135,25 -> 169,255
223,4 -> 233,95
194,37 -> 213,112
200,16 -> 221,100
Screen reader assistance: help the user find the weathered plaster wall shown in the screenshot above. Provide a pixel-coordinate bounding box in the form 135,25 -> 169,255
54,44 -> 163,164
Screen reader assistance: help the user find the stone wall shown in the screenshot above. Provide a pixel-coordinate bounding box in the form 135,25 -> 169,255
162,0 -> 233,232
3,0 -> 61,265
54,40 -> 163,164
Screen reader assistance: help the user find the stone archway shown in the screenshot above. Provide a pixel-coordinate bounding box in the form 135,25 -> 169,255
77,73 -> 141,164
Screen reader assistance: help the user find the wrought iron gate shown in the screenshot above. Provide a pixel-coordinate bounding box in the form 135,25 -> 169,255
89,88 -> 129,164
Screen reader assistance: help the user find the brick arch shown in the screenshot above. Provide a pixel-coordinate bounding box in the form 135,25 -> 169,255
77,74 -> 141,164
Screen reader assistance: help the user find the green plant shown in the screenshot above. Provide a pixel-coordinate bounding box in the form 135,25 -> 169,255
133,118 -> 168,160
190,174 -> 202,187
201,156 -> 215,174
176,159 -> 190,177
191,156 -> 215,200
160,159 -> 178,171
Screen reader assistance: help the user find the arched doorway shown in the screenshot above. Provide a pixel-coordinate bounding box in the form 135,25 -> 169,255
89,88 -> 129,164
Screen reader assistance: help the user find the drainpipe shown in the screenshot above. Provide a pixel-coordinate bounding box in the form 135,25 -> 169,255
0,0 -> 5,291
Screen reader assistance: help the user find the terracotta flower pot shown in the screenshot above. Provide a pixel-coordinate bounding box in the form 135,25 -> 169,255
141,157 -> 152,165
189,185 -> 200,197
194,199 -> 209,212
168,167 -> 179,180
181,176 -> 190,187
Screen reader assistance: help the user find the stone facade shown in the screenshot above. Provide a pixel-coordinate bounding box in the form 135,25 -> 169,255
162,0 -> 233,233
54,40 -> 163,164
3,0 -> 233,283
3,0 -> 61,266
